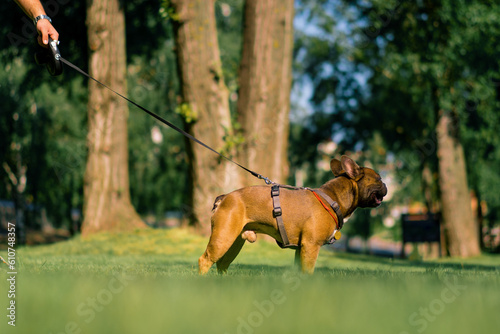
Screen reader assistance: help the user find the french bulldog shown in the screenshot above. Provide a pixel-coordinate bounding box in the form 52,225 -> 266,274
198,155 -> 388,274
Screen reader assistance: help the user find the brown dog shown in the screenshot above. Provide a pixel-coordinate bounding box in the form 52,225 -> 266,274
198,156 -> 388,274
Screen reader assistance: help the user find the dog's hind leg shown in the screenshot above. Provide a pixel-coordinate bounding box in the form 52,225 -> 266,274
199,231 -> 243,275
198,251 -> 215,275
216,235 -> 246,274
199,194 -> 246,275
199,223 -> 244,275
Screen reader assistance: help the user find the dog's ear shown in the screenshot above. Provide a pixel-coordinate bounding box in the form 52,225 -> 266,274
330,158 -> 343,176
341,155 -> 363,180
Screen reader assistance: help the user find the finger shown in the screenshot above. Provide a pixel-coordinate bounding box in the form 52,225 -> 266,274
37,35 -> 46,48
42,29 -> 49,45
49,29 -> 60,43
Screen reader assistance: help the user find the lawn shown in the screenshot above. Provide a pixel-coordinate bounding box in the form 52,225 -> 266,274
1,228 -> 499,334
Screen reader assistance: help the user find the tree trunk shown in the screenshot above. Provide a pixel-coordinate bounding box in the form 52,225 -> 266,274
3,159 -> 27,245
472,188 -> 485,251
237,0 -> 294,186
82,0 -> 146,236
171,0 -> 239,234
421,161 -> 434,213
436,109 -> 480,257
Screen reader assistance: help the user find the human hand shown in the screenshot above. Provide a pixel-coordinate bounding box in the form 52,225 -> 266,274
36,19 -> 59,47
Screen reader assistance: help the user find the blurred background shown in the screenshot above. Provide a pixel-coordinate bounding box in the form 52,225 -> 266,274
1,0 -> 499,257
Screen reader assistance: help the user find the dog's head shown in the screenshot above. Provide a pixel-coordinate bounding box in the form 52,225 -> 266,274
330,155 -> 388,208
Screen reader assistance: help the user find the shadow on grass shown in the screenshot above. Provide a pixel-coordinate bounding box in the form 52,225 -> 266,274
330,251 -> 500,272
170,253 -> 500,279
198,263 -> 291,277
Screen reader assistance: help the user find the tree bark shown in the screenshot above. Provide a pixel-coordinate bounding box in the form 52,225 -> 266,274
82,0 -> 146,236
171,0 -> 240,234
237,0 -> 294,186
421,162 -> 434,213
436,109 -> 481,257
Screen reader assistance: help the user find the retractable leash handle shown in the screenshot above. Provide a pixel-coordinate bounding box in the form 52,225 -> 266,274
34,37 -> 63,76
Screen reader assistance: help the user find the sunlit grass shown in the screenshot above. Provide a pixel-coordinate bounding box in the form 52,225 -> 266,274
0,228 -> 499,334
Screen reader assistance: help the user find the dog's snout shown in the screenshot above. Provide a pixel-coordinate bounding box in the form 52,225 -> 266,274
381,183 -> 388,197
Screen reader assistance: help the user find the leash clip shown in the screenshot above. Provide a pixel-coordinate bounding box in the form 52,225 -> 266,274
258,174 -> 274,185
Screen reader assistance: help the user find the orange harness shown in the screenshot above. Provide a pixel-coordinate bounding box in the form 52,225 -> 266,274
310,190 -> 339,228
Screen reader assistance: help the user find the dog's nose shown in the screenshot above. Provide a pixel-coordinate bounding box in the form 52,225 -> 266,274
381,183 -> 388,197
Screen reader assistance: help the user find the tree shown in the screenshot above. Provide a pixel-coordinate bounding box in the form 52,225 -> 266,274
82,0 -> 146,236
436,108 -> 479,256
169,0 -> 240,234
236,0 -> 294,186
350,0 -> 499,257
296,0 -> 500,256
167,0 -> 295,232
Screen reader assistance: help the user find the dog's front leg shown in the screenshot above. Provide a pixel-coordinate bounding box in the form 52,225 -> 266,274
294,248 -> 301,269
299,243 -> 321,274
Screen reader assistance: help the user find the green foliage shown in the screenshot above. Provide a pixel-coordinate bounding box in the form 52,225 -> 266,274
219,122 -> 245,159
174,103 -> 198,123
294,0 -> 500,237
215,0 -> 244,113
6,0 -> 497,239
0,2 -> 88,229
159,0 -> 180,22
357,0 -> 500,223
290,0 -> 369,187
1,0 -> 191,228
126,30 -> 187,217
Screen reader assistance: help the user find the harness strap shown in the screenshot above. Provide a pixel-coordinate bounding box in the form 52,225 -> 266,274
311,189 -> 344,229
270,185 -> 344,248
271,185 -> 290,247
310,191 -> 339,227
309,189 -> 344,244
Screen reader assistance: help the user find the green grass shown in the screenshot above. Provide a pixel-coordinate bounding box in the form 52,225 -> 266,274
1,228 -> 499,334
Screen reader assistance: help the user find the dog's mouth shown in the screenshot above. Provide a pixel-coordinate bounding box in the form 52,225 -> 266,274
371,186 -> 387,207
372,192 -> 384,206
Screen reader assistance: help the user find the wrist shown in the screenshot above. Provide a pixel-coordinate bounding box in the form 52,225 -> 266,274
33,15 -> 52,26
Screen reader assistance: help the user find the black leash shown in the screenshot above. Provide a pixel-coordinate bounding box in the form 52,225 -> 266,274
36,38 -> 272,184
60,57 -> 271,182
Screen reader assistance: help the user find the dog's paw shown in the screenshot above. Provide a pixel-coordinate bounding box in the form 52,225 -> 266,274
241,231 -> 257,243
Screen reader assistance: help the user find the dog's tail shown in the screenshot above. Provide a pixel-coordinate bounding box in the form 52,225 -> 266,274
212,194 -> 226,213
